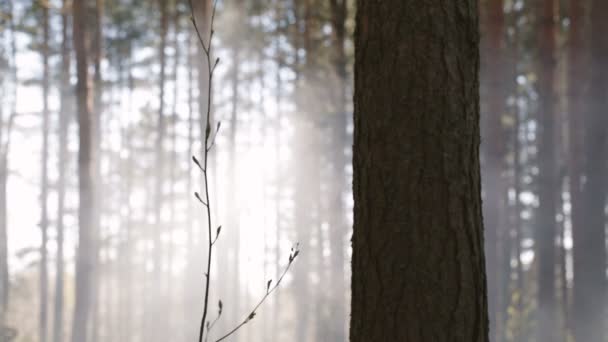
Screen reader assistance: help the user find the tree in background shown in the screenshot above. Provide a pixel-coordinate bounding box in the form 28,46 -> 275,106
71,0 -> 98,340
535,0 -> 558,340
572,0 -> 608,341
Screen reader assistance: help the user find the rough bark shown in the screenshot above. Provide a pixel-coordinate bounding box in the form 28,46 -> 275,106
535,1 -> 558,340
351,1 -> 488,341
572,0 -> 608,341
71,0 -> 97,340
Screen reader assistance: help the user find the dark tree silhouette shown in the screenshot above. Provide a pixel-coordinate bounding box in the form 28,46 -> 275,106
351,1 -> 489,340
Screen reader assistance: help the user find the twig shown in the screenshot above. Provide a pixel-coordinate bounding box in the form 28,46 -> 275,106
188,1 -> 300,341
213,245 -> 300,342
189,1 -> 219,342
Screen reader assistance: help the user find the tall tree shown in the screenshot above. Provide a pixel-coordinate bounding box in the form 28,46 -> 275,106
149,0 -> 169,340
71,0 -> 97,340
573,0 -> 608,341
39,3 -> 51,342
535,0 -> 558,340
53,1 -> 71,341
0,0 -> 17,328
350,1 -> 488,340
567,0 -> 585,339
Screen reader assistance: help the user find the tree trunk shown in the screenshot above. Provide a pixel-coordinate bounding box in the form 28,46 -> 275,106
152,0 -> 168,340
40,4 -> 51,342
71,0 -> 97,340
53,1 -> 71,341
0,1 -> 17,326
535,1 -> 558,340
567,0 -> 585,339
293,0 -> 315,340
573,1 -> 608,341
350,1 -> 488,340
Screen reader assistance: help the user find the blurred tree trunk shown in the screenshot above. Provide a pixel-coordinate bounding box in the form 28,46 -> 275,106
0,0 -> 17,329
535,0 -> 558,340
328,0 -> 348,340
573,1 -> 608,341
184,33 -> 197,341
272,3 -> 284,338
567,0 -> 585,339
120,61 -> 135,342
350,1 -> 488,340
226,0 -> 243,329
293,0 -> 315,340
40,4 -> 51,342
0,152 -> 7,326
71,0 -> 97,340
152,0 -> 169,340
53,1 -> 71,341
90,0 -> 104,339
480,0 -> 506,339
166,4 -> 180,335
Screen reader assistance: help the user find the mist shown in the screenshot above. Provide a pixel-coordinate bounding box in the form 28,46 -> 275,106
1,0 -> 607,341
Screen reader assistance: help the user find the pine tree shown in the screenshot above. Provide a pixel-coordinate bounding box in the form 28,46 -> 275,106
350,1 -> 488,340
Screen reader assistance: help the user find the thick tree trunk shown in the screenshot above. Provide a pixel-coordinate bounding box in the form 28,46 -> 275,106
351,1 -> 488,341
71,0 -> 97,340
536,1 -> 558,341
573,1 -> 608,341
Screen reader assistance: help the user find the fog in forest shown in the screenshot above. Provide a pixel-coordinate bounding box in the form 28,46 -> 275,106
1,0 -> 607,341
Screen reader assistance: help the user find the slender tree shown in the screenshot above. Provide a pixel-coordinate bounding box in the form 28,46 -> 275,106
39,3 -> 51,341
71,0 -> 97,340
567,0 -> 585,339
151,0 -> 169,340
53,1 -> 72,341
535,0 -> 558,340
350,1 -> 488,340
0,0 -> 17,328
573,1 -> 608,341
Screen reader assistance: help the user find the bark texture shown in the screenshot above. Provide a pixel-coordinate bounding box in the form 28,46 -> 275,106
351,1 -> 488,341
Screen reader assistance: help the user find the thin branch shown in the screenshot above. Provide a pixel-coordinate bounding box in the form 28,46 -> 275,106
204,300 -> 223,342
190,1 -> 219,342
213,246 -> 300,342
